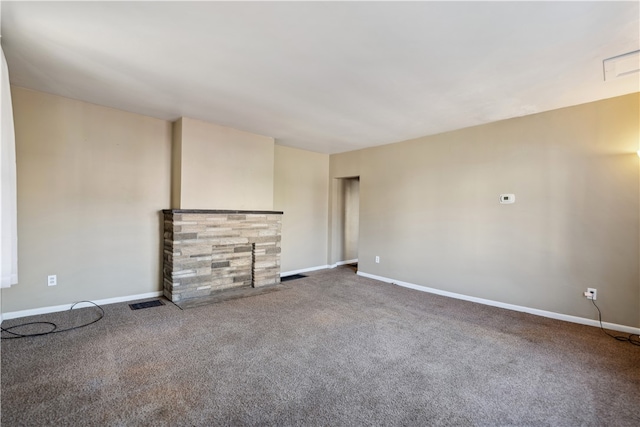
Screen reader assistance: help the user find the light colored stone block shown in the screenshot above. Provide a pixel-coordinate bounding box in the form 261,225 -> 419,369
180,245 -> 214,256
172,269 -> 197,279
207,237 -> 249,246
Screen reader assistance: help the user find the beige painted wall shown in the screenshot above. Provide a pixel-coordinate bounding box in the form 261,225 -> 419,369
2,87 -> 172,313
4,85 -> 638,329
177,117 -> 274,210
330,93 -> 640,328
274,145 -> 329,273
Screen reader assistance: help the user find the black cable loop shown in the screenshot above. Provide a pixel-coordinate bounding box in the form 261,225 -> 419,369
1,301 -> 104,339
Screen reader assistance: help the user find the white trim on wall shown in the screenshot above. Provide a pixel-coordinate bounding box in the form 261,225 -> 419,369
4,265 -> 635,336
281,259 -> 358,277
330,259 -> 358,269
357,271 -> 640,335
2,291 -> 163,321
5,261 -> 362,320
281,265 -> 331,277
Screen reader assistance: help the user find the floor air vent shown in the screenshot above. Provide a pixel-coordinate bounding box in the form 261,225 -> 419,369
129,300 -> 165,310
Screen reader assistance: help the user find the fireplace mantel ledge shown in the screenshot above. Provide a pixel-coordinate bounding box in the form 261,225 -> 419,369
162,209 -> 283,215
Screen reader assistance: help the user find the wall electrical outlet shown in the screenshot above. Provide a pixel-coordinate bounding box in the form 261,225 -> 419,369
584,288 -> 597,300
375,256 -> 380,264
48,275 -> 57,287
499,194 -> 515,204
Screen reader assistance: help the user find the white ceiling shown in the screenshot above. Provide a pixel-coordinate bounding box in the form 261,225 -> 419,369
1,1 -> 638,154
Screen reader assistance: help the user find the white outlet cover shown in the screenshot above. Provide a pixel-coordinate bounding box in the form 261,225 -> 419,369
500,194 -> 515,204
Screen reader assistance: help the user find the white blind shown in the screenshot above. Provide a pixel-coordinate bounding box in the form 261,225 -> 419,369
1,45 -> 18,288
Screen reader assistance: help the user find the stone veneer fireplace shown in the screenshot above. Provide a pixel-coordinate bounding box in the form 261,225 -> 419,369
162,209 -> 283,304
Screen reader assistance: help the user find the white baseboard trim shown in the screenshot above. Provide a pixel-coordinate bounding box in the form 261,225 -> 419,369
281,265 -> 331,277
3,260 -> 359,320
357,271 -> 640,335
329,259 -> 358,269
281,259 -> 358,277
2,291 -> 163,321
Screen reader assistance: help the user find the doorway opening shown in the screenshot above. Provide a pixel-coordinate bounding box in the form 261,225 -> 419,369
331,176 -> 360,273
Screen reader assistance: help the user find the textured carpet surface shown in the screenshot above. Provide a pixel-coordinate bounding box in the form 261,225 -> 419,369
2,267 -> 639,426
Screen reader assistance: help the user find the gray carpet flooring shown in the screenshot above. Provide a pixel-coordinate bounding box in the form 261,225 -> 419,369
2,267 -> 639,426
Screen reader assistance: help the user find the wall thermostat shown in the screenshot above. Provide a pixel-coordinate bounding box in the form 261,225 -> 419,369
500,194 -> 515,204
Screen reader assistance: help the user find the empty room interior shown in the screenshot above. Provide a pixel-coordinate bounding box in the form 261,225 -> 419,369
1,2 -> 639,426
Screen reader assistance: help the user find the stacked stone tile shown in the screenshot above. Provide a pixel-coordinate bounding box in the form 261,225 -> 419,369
163,210 -> 283,303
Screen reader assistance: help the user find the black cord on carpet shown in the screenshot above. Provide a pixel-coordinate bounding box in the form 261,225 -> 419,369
1,301 -> 104,339
590,299 -> 640,347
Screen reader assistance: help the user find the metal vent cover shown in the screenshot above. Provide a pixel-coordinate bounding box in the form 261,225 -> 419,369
129,300 -> 165,310
603,50 -> 640,81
